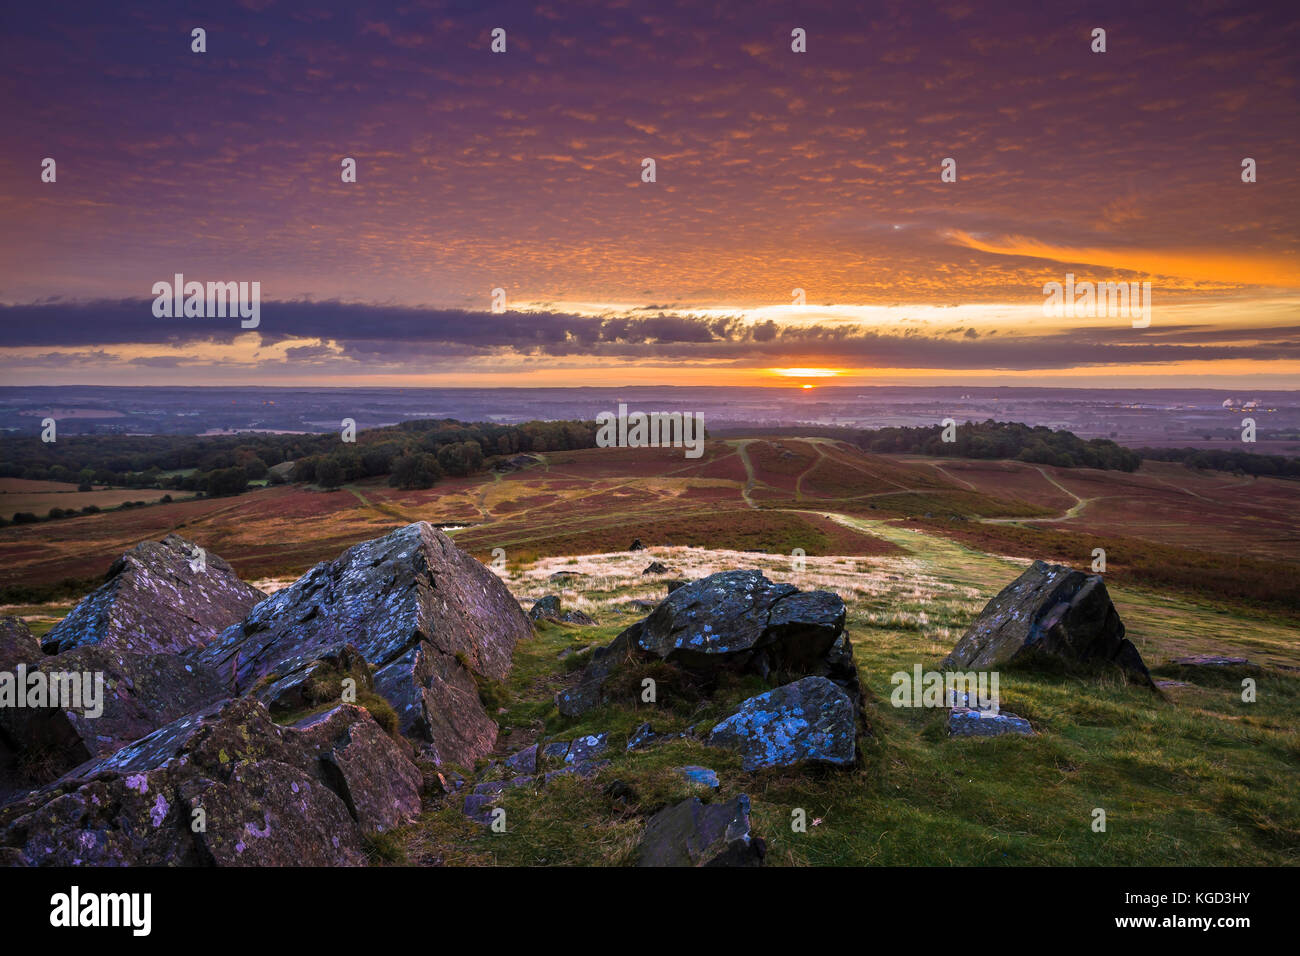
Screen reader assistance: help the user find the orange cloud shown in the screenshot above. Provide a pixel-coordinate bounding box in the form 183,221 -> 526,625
946,232 -> 1300,290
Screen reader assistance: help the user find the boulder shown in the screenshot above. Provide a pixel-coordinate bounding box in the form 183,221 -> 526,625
0,647 -> 226,785
635,795 -> 764,867
628,539 -> 646,551
642,561 -> 670,575
0,617 -> 40,672
639,571 -> 849,682
560,609 -> 597,626
528,595 -> 562,623
558,571 -> 860,717
41,534 -> 264,656
708,676 -> 857,771
198,522 -> 530,766
942,561 -> 1154,687
0,698 -> 421,865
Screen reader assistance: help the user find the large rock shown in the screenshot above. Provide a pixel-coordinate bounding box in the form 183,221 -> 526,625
0,617 -> 40,672
635,795 -> 764,867
942,561 -> 1154,687
708,676 -> 857,771
638,571 -> 847,680
41,534 -> 264,656
199,522 -> 530,766
558,570 -> 858,717
0,647 -> 227,786
0,698 -> 421,866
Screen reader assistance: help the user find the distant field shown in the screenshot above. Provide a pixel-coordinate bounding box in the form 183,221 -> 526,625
1,484 -> 187,516
0,438 -> 1296,619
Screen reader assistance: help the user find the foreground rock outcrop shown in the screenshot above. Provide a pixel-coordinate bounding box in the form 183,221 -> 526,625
0,647 -> 226,782
0,698 -> 421,865
559,570 -> 859,717
942,561 -> 1154,688
41,534 -> 264,656
199,522 -> 531,766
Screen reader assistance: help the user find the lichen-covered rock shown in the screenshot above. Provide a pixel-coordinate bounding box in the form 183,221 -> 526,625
41,535 -> 264,656
635,794 -> 764,867
708,676 -> 856,771
504,743 -> 538,775
565,732 -> 608,764
0,698 -> 421,865
198,522 -> 530,766
0,617 -> 40,672
528,595 -> 562,623
947,707 -> 1035,738
558,571 -> 859,717
560,610 -> 597,626
638,570 -> 796,662
676,766 -> 720,789
0,647 -> 226,785
942,561 -> 1154,687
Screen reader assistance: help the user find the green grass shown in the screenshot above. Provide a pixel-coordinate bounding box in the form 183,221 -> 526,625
404,516 -> 1300,866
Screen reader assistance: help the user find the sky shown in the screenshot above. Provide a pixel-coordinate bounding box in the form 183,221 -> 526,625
0,0 -> 1297,388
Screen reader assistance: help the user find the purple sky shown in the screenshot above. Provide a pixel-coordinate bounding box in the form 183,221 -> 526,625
1,0 -> 1297,387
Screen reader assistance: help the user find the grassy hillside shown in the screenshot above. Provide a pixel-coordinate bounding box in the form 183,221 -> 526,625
400,531 -> 1298,866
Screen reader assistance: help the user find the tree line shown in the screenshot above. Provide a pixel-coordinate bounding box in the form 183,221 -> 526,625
853,420 -> 1143,471
0,418 -> 599,502
1136,446 -> 1300,479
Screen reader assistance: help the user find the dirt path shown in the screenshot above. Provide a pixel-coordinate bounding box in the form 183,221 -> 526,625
733,440 -> 759,510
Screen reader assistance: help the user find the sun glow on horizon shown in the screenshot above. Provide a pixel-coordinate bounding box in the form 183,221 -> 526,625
772,368 -> 840,378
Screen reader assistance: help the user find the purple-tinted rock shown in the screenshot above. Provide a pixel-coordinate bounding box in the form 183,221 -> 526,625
565,732 -> 608,764
41,535 -> 263,656
199,522 -> 530,766
505,743 -> 538,775
0,647 -> 226,785
0,698 -> 421,865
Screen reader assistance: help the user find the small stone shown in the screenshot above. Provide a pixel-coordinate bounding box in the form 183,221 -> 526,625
677,766 -> 720,789
947,707 -> 1035,738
